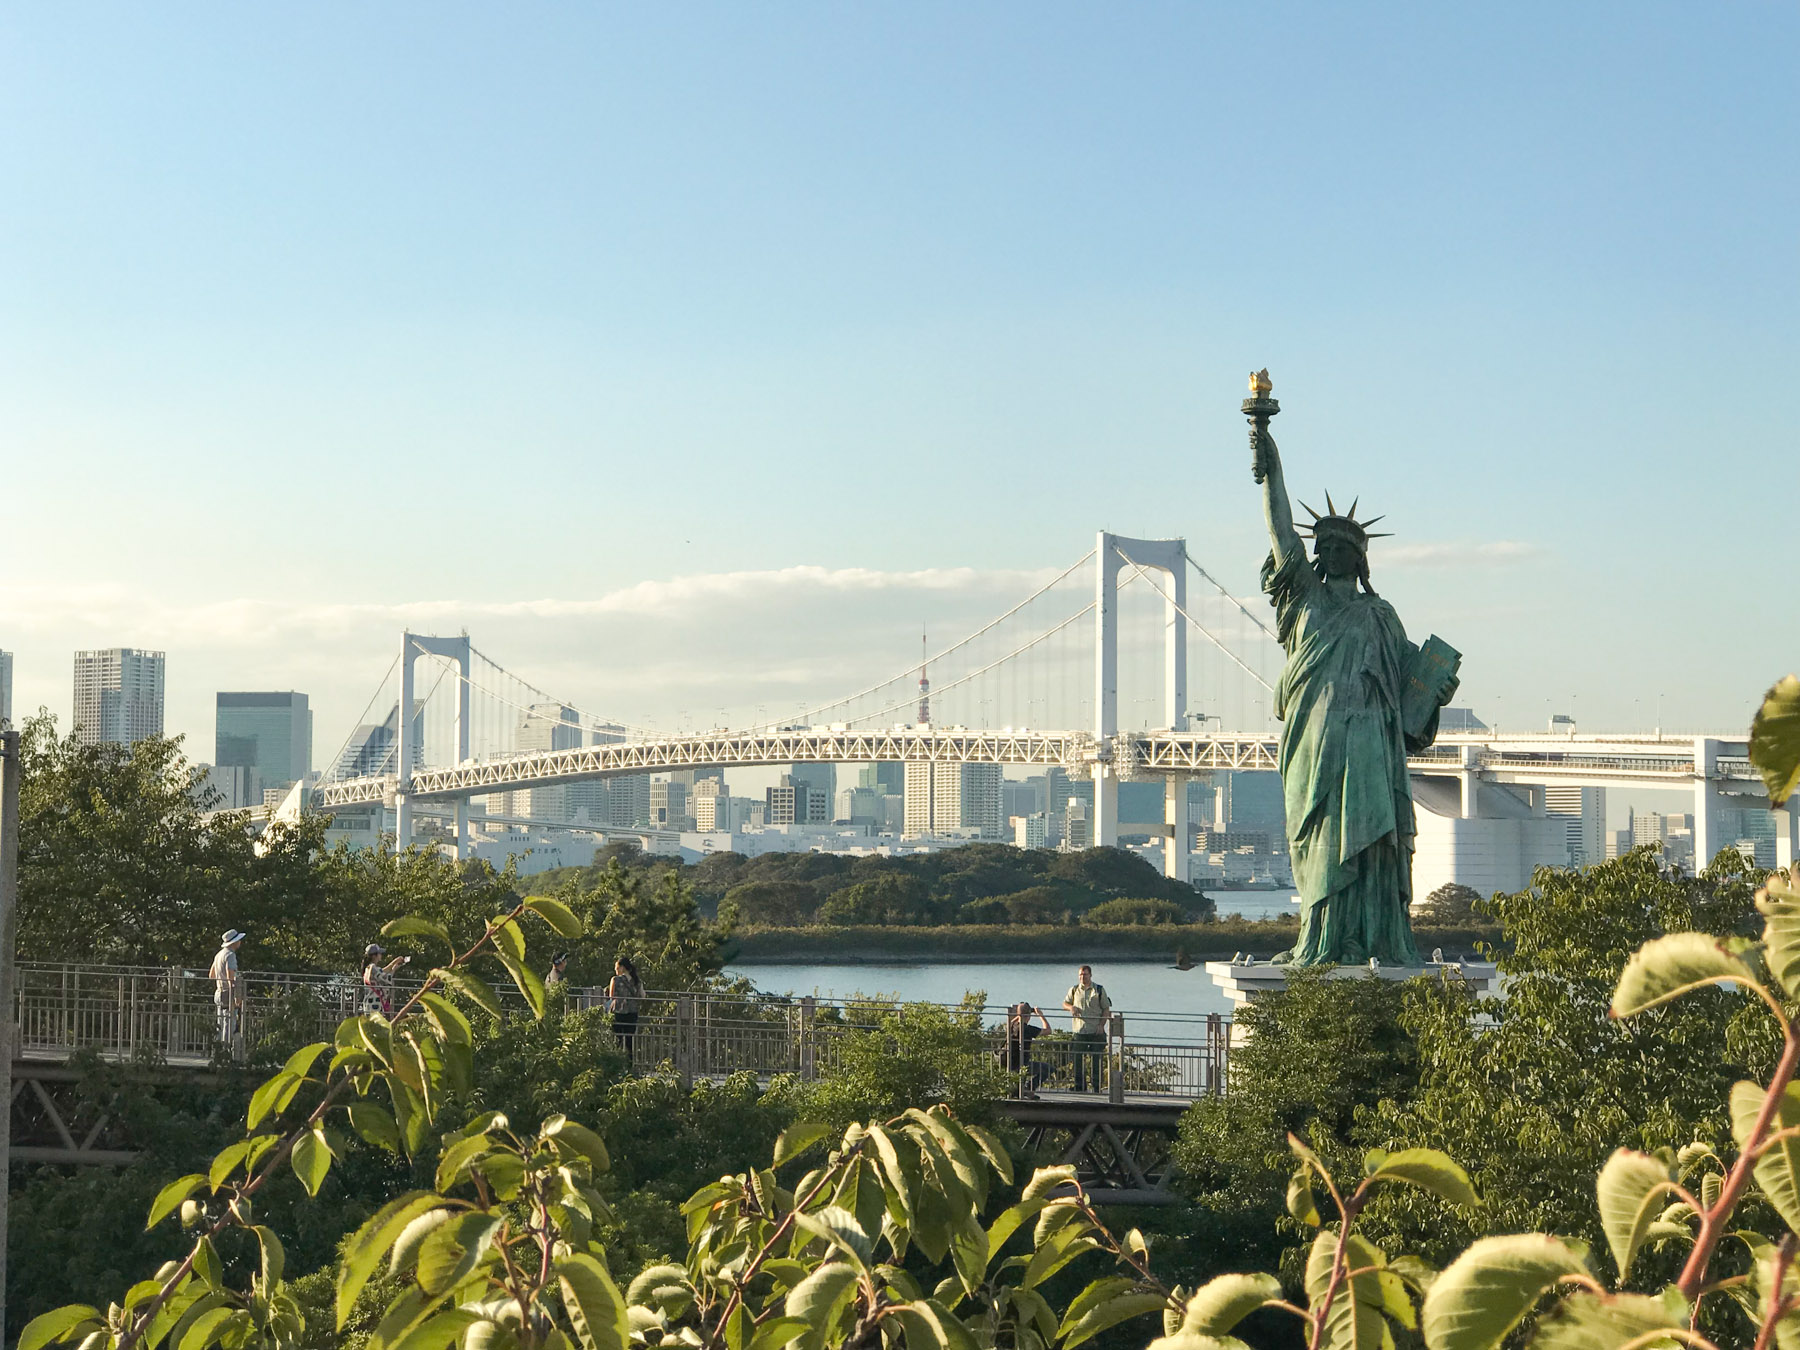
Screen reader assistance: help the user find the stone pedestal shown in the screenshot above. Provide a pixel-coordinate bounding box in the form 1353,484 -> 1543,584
1203,958 -> 1500,1011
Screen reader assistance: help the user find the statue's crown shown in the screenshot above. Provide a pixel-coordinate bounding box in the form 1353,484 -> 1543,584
1296,493 -> 1392,555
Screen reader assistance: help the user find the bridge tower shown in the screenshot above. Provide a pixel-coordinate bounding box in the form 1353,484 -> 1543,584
1094,533 -> 1191,881
396,633 -> 473,858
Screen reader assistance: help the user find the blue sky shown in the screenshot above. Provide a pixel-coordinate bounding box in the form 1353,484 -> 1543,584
1,4 -> 1794,763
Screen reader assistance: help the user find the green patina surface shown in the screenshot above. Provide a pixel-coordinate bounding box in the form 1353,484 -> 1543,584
1246,376 -> 1458,966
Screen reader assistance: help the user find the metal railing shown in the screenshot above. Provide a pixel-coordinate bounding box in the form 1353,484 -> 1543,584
9,964 -> 1234,1100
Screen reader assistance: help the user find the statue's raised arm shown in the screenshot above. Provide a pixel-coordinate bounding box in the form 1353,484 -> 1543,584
1244,370 -> 1303,567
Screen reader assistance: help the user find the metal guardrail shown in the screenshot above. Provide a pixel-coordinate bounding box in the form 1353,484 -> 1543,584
9,964 -> 1233,1101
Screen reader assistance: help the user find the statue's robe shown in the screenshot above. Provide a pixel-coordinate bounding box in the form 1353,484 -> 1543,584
1261,545 -> 1435,966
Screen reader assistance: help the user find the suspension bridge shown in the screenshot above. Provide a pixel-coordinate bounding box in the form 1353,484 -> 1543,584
264,529 -> 1792,879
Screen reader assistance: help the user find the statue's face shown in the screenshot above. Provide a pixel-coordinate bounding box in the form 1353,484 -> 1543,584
1316,535 -> 1361,580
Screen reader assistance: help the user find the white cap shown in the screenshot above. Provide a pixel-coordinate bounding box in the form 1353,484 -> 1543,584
221,929 -> 247,945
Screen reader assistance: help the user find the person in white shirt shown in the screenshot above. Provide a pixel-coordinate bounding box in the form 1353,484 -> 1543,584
210,929 -> 247,1047
1060,964 -> 1112,1092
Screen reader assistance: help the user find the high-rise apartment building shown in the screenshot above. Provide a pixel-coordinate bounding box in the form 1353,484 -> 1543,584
216,692 -> 312,804
693,777 -> 729,832
651,778 -> 691,829
1543,786 -> 1606,866
73,648 -> 165,747
766,774 -> 828,826
607,775 -> 652,829
903,761 -> 1003,839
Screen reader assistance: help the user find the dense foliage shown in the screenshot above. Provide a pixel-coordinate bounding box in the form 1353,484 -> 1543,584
541,842 -> 1213,928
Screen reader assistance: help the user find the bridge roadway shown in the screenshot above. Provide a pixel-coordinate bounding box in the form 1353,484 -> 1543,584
313,727 -> 1765,809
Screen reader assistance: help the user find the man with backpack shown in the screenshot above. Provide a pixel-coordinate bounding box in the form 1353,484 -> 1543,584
1061,964 -> 1112,1093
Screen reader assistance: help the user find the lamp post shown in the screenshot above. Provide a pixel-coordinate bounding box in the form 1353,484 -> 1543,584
0,727 -> 21,1344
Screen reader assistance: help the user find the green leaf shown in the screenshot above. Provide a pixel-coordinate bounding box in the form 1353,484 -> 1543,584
1022,1164 -> 1078,1202
1759,878 -> 1800,1001
246,1070 -> 299,1130
383,915 -> 455,952
985,1199 -> 1049,1264
1180,1273 -> 1282,1336
750,1316 -> 813,1350
1531,1289 -> 1689,1350
336,1190 -> 443,1327
785,1262 -> 860,1327
1732,1079 -> 1800,1231
252,1224 -> 286,1290
558,1253 -> 629,1350
1288,1170 -> 1321,1226
1421,1233 -> 1590,1350
891,1299 -> 978,1350
625,1263 -> 692,1306
774,1123 -> 833,1167
867,1126 -> 920,1225
1146,1338 -> 1252,1350
291,1124 -> 332,1198
544,1116 -> 611,1174
419,992 -> 473,1047
178,1306 -> 244,1350
962,1124 -> 1014,1185
1061,1291 -> 1169,1350
1305,1230 -> 1389,1350
387,1309 -> 481,1350
348,1101 -> 402,1153
524,895 -> 584,937
495,943 -> 546,1019
208,1138 -> 256,1193
18,1306 -> 103,1350
417,1211 -> 503,1295
1610,932 -> 1759,1018
491,913 -> 526,961
391,1207 -> 456,1276
1752,675 -> 1800,807
1595,1150 -> 1677,1285
794,1206 -> 874,1271
436,1133 -> 495,1192
147,1173 -> 206,1229
1368,1149 -> 1481,1209
432,967 -> 503,1020
1022,1221 -> 1100,1290
283,1041 -> 329,1078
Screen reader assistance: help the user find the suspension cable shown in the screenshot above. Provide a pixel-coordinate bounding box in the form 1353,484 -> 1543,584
319,651 -> 401,783
846,602 -> 1099,728
1188,556 -> 1281,645
1115,548 -> 1275,695
759,549 -> 1098,729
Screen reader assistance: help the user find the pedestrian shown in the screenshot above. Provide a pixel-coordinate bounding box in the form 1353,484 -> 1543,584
546,953 -> 570,989
210,928 -> 247,1047
606,956 -> 644,1067
1061,964 -> 1112,1093
1004,1001 -> 1051,1099
361,943 -> 411,1017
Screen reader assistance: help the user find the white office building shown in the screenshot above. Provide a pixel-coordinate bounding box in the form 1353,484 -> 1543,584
73,648 -> 165,747
1542,786 -> 1606,866
905,760 -> 1003,839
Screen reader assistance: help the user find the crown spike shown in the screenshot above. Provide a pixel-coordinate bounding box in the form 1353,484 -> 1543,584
1347,496 -> 1359,519
1297,500 -> 1322,521
1365,532 -> 1393,539
1325,490 -> 1338,515
1360,514 -> 1385,528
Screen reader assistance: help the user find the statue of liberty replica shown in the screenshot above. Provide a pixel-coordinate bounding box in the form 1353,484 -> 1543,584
1245,371 -> 1461,967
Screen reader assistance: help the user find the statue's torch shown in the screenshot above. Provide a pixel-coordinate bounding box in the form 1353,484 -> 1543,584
1244,368 -> 1280,483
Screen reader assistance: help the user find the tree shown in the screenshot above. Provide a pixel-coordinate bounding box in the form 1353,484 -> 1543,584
549,859 -> 730,989
819,874 -> 940,926
1413,882 -> 1483,925
800,999 -> 1010,1132
721,880 -> 822,928
1085,898 -> 1192,926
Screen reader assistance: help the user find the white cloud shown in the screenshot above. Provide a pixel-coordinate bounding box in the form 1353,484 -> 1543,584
1376,540 -> 1547,568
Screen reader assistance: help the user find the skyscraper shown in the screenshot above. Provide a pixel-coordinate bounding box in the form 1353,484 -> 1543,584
73,648 -> 165,747
216,692 -> 312,802
787,763 -> 835,809
904,761 -> 1002,839
334,703 -> 423,779
1543,786 -> 1606,866
858,763 -> 905,796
